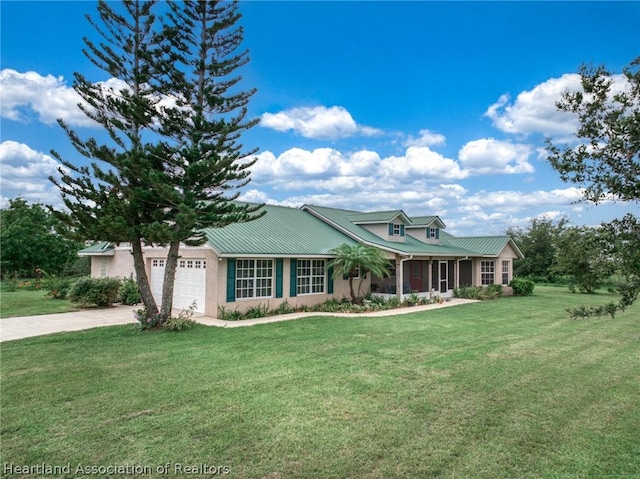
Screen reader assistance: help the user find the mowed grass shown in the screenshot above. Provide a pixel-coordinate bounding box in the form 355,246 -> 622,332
1,287 -> 638,478
0,289 -> 78,318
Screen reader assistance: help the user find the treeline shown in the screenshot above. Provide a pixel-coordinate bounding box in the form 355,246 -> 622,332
0,198 -> 89,279
507,216 -> 623,293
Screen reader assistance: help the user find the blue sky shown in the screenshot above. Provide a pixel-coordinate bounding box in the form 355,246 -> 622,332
1,1 -> 638,235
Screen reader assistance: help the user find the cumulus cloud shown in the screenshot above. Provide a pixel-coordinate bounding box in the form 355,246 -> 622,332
485,73 -> 632,139
458,138 -> 534,175
0,141 -> 66,208
251,147 -> 381,182
260,105 -> 382,140
404,129 -> 446,147
0,69 -> 95,127
0,69 -> 182,129
380,146 -> 468,181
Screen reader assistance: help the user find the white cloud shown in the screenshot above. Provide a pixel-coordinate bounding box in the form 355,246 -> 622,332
404,129 -> 446,147
0,69 -> 183,129
0,69 -> 95,127
458,138 -> 534,175
0,141 -> 66,208
380,146 -> 468,180
485,74 -> 581,137
485,73 -> 632,139
260,105 -> 382,140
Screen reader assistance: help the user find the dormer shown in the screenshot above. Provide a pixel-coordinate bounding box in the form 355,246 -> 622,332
348,210 -> 411,243
406,216 -> 446,244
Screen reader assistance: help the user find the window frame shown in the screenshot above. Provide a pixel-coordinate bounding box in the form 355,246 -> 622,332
235,258 -> 273,300
481,260 -> 495,285
297,259 -> 326,295
501,260 -> 510,285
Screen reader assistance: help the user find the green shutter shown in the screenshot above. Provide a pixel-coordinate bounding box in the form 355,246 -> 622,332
275,258 -> 283,298
226,258 -> 236,302
436,228 -> 440,240
328,266 -> 334,294
289,259 -> 297,297
400,224 -> 405,236
388,223 -> 394,236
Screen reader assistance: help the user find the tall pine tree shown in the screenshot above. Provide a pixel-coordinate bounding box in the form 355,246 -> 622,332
51,0 -> 166,315
50,0 -> 261,321
149,0 -> 262,318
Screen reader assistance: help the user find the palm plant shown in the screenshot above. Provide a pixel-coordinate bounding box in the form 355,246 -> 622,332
328,243 -> 391,303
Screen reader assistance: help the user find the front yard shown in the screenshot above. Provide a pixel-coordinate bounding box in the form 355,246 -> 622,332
0,289 -> 78,318
1,286 -> 638,478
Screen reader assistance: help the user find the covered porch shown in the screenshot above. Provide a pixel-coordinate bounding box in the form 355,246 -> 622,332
370,257 -> 473,301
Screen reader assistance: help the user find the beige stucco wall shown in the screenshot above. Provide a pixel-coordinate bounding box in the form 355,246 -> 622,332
90,246 -> 135,279
215,257 -> 361,316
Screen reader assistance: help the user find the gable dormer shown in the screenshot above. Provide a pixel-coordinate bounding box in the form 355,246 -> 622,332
406,216 -> 446,244
348,210 -> 410,243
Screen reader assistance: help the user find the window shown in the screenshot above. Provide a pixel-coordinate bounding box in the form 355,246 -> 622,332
100,258 -> 107,277
152,259 -> 165,268
428,227 -> 438,239
236,259 -> 273,299
502,260 -> 510,285
393,223 -> 401,235
297,259 -> 325,295
481,261 -> 495,285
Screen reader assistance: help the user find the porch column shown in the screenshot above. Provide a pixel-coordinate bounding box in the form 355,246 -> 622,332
455,258 -> 459,289
428,258 -> 433,297
395,256 -> 402,301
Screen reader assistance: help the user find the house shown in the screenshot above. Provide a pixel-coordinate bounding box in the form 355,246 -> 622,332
78,203 -> 524,316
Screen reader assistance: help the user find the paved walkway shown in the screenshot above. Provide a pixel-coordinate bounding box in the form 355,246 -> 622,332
1,299 -> 478,342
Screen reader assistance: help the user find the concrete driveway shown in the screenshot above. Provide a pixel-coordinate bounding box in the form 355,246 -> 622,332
0,298 -> 477,342
0,306 -> 137,342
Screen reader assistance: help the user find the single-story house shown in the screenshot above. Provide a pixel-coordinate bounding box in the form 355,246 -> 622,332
79,203 -> 523,316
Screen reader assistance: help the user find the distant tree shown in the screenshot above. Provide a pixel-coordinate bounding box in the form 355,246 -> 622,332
328,243 -> 391,304
552,226 -> 615,294
546,57 -> 640,317
506,216 -> 569,282
0,198 -> 82,278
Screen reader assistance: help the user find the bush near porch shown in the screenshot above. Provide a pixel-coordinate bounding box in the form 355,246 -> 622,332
2,286 -> 638,479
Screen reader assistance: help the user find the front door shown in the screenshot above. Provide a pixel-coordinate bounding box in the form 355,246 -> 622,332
439,261 -> 448,293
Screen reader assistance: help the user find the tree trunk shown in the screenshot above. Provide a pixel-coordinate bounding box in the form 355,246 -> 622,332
160,240 -> 181,320
349,276 -> 358,304
131,238 -> 158,316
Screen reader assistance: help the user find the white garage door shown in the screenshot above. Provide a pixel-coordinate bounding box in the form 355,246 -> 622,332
151,258 -> 206,313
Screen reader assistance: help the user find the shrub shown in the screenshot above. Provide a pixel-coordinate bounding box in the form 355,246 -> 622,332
272,300 -> 294,315
485,283 -> 503,299
165,302 -> 197,332
454,284 -> 502,300
217,305 -> 244,321
510,277 -> 535,296
68,277 -> 122,307
44,275 -> 72,299
245,304 -> 269,319
134,308 -> 162,330
119,277 -> 141,305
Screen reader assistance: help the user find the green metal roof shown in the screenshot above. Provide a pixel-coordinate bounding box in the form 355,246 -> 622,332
78,241 -> 114,255
408,215 -> 446,229
443,236 -> 524,258
304,205 -> 480,257
348,210 -> 409,224
204,204 -> 357,256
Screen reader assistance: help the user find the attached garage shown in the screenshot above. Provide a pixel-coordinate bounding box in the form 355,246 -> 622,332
151,258 -> 207,313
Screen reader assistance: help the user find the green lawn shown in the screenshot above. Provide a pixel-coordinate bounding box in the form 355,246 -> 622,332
0,289 -> 78,318
1,287 -> 638,478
